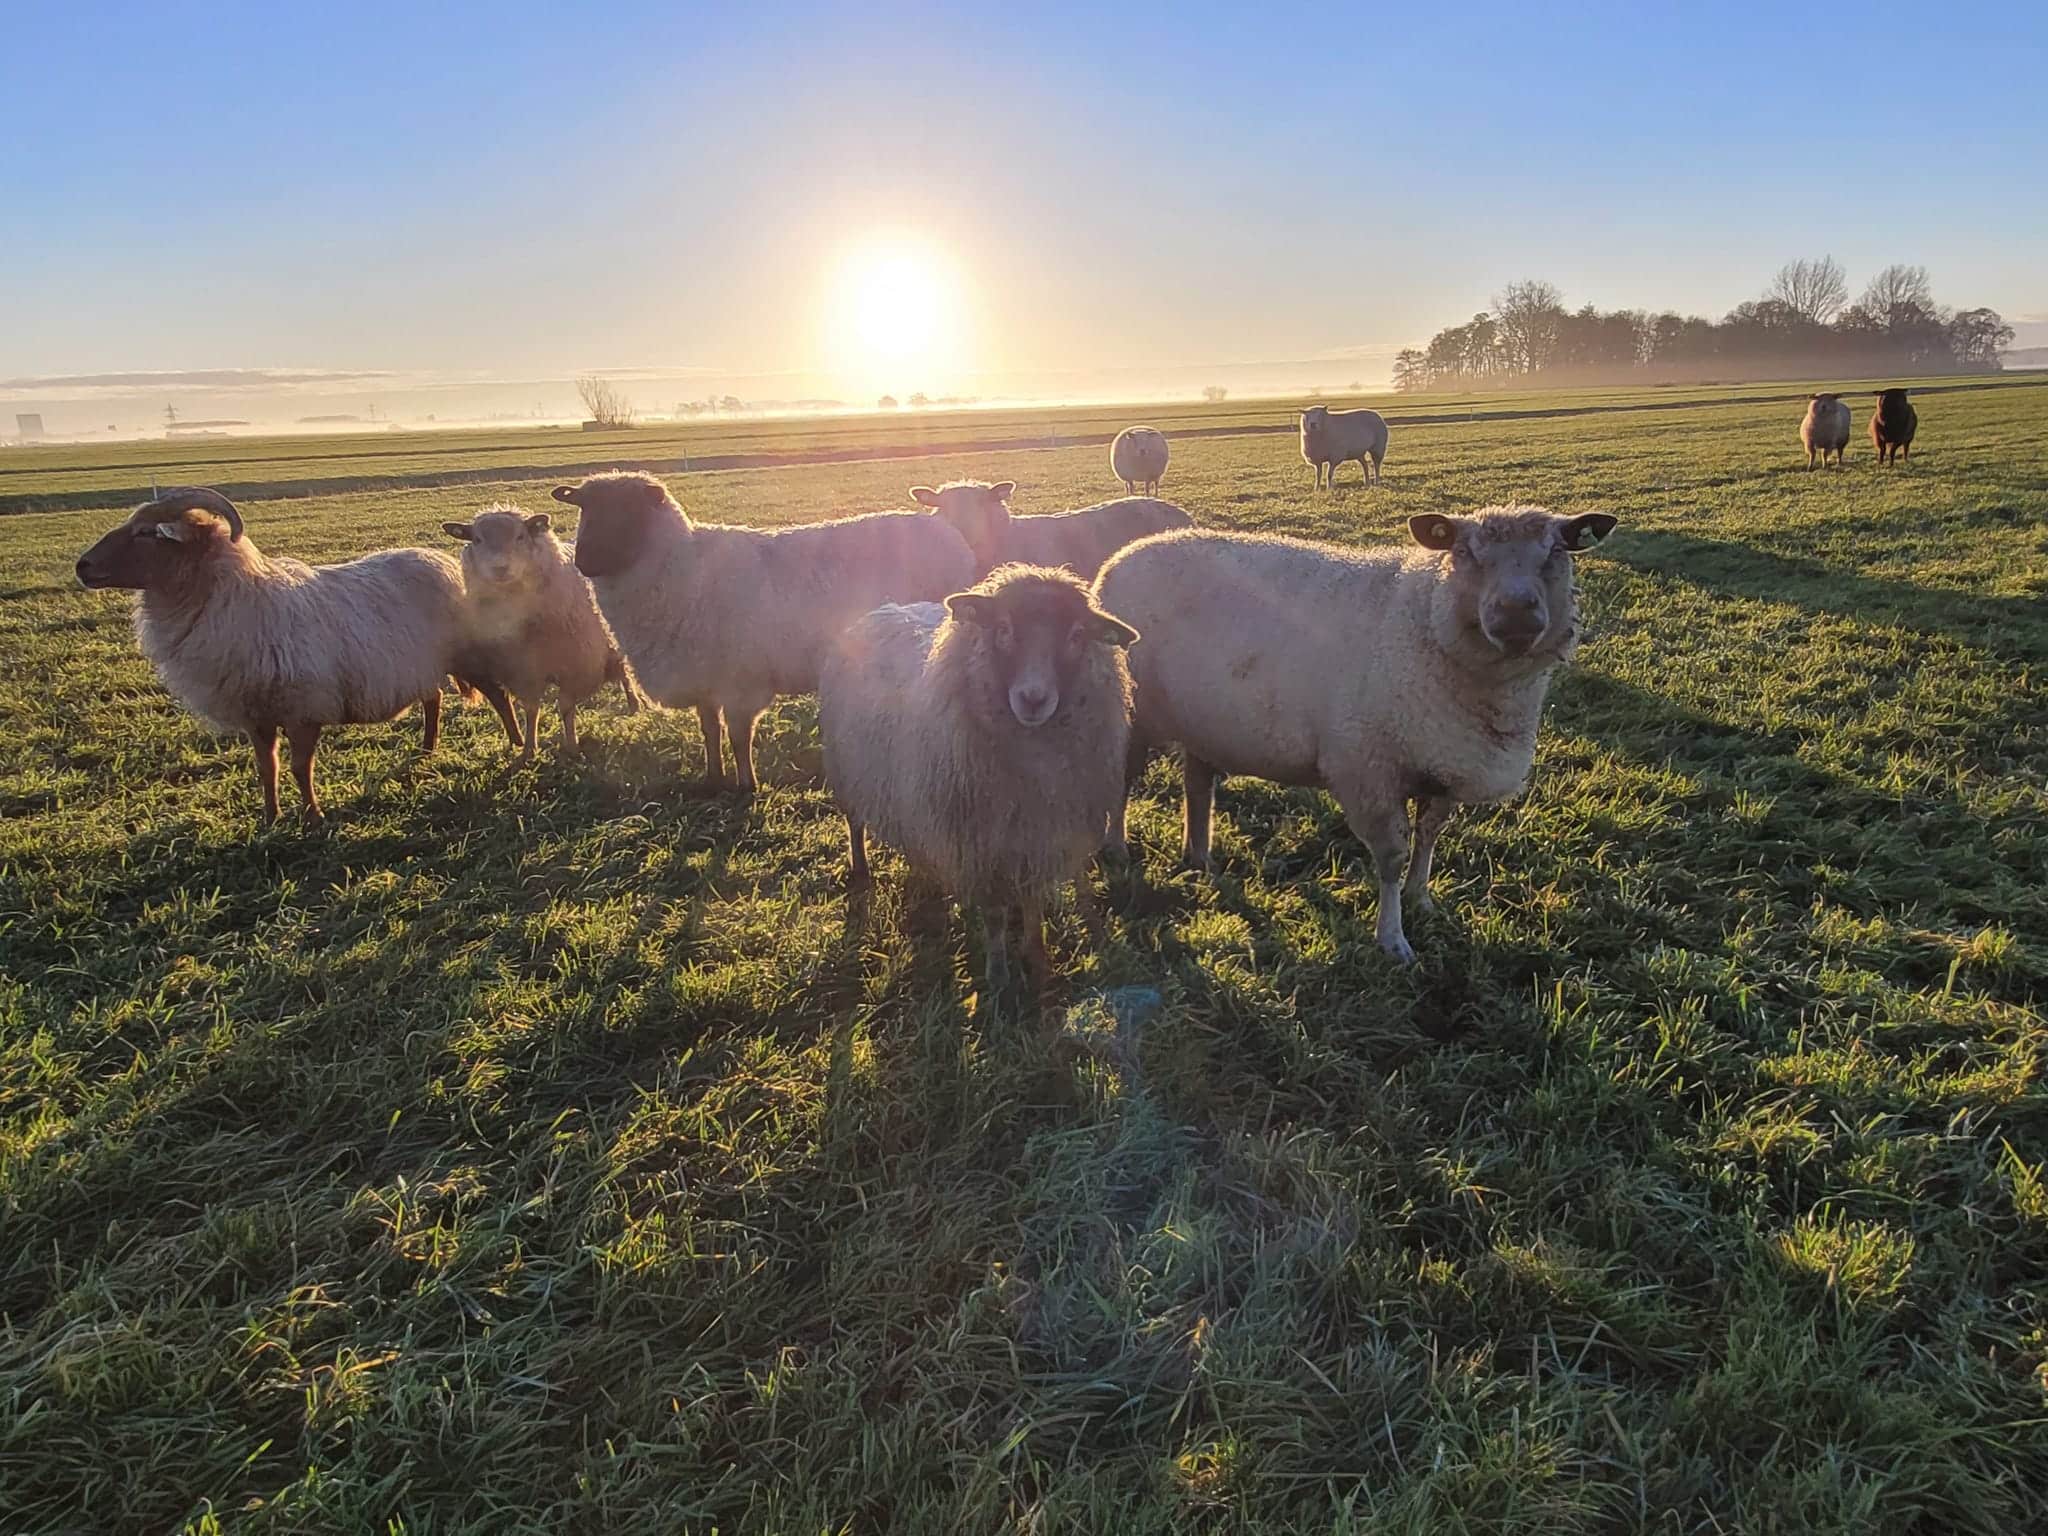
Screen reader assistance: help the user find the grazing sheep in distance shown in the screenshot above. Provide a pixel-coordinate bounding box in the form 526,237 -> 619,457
911,480 -> 1194,580
1871,388 -> 1917,465
1300,405 -> 1388,488
558,471 -> 974,792
1095,506 -> 1617,963
444,505 -> 644,761
74,487 -> 520,824
1111,426 -> 1169,494
1800,394 -> 1852,470
819,565 -> 1138,997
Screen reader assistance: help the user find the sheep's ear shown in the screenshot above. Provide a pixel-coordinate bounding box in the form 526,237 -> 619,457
524,512 -> 552,535
911,487 -> 941,508
1089,609 -> 1139,647
990,481 -> 1016,501
551,485 -> 580,505
1408,514 -> 1463,551
1558,513 -> 1618,551
442,521 -> 474,541
945,592 -> 1001,628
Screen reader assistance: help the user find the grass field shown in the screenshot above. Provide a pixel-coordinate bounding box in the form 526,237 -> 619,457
2,381 -> 2046,1533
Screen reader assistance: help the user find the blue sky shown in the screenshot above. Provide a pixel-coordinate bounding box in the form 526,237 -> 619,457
4,0 -> 2044,404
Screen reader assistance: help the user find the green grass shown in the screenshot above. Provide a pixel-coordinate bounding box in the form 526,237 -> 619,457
2,381 -> 2045,1534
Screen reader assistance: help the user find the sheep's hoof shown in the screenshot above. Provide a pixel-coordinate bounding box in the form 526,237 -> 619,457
1379,933 -> 1417,965
846,865 -> 873,893
1406,888 -> 1437,915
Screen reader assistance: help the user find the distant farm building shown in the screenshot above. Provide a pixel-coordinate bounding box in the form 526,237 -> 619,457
15,413 -> 44,440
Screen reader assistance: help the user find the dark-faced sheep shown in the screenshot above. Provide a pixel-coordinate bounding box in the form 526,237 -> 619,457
74,488 -> 519,824
558,471 -> 974,792
1871,388 -> 1917,465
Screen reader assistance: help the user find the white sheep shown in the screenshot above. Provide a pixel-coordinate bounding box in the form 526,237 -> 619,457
910,480 -> 1193,581
557,471 -> 975,792
74,487 -> 520,824
819,565 -> 1138,995
1094,506 -> 1617,962
1299,405 -> 1388,488
1110,426 -> 1169,494
443,504 -> 644,760
1800,394 -> 1852,470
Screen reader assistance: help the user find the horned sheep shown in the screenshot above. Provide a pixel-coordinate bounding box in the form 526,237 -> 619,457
1095,507 -> 1618,963
1800,394 -> 1852,470
74,487 -> 520,824
558,471 -> 974,791
911,480 -> 1193,581
1299,405 -> 1388,489
819,565 -> 1138,995
1110,426 -> 1169,495
443,505 -> 643,761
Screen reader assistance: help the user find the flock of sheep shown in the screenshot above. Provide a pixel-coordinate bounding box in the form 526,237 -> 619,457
70,388 -> 1920,1001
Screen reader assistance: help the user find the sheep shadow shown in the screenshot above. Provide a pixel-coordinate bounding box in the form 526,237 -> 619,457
1607,529 -> 2048,664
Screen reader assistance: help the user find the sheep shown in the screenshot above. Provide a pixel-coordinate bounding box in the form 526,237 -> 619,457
1299,405 -> 1388,489
1871,387 -> 1917,465
819,565 -> 1138,996
557,470 -> 975,792
1094,506 -> 1618,964
443,504 -> 645,761
910,480 -> 1194,581
74,487 -> 521,824
1110,426 -> 1169,494
1800,393 -> 1852,469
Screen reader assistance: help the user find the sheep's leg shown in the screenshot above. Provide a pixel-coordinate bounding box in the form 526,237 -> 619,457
1403,797 -> 1457,913
1371,453 -> 1383,484
695,704 -> 728,787
981,905 -> 1010,994
518,699 -> 540,764
1180,750 -> 1218,870
476,679 -> 522,748
847,820 -> 870,888
728,704 -> 765,794
1334,782 -> 1416,963
1018,895 -> 1054,1003
285,723 -> 324,821
252,726 -> 281,826
558,695 -> 581,758
1104,739 -> 1146,858
1073,875 -> 1108,950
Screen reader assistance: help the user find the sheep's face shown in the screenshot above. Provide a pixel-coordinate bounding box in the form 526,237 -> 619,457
1300,406 -> 1328,444
946,565 -> 1138,729
1410,507 -> 1616,659
446,509 -> 555,591
76,504 -> 234,591
559,474 -> 674,578
912,481 -> 1014,569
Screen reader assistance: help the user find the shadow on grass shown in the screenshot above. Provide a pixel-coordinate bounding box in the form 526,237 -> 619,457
1609,529 -> 2048,663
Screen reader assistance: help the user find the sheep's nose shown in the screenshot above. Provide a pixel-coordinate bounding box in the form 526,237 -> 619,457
1010,683 -> 1055,724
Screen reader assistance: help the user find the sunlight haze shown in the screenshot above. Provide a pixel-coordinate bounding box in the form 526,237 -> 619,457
3,0 -> 2043,433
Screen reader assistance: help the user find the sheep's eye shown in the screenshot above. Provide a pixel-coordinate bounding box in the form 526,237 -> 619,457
995,620 -> 1015,648
1066,622 -> 1087,650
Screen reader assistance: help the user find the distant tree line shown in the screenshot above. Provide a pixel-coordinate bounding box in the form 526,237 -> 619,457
1391,262 -> 2015,392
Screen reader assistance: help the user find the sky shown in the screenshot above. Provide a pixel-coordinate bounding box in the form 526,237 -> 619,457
4,0 -> 2045,427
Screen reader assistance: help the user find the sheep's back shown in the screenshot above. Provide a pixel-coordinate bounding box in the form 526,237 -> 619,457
141,548 -> 462,733
1097,531 -> 1420,784
1005,498 -> 1193,580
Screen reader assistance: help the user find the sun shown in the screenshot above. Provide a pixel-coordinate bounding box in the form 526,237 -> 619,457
823,232 -> 966,395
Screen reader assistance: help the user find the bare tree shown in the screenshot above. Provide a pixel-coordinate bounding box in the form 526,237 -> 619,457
1202,385 -> 1228,403
1490,280 -> 1566,375
1767,256 -> 1848,324
1391,349 -> 1428,392
576,375 -> 637,427
1860,264 -> 1933,321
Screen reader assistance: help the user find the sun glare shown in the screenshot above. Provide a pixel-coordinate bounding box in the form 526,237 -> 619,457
823,232 -> 967,396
